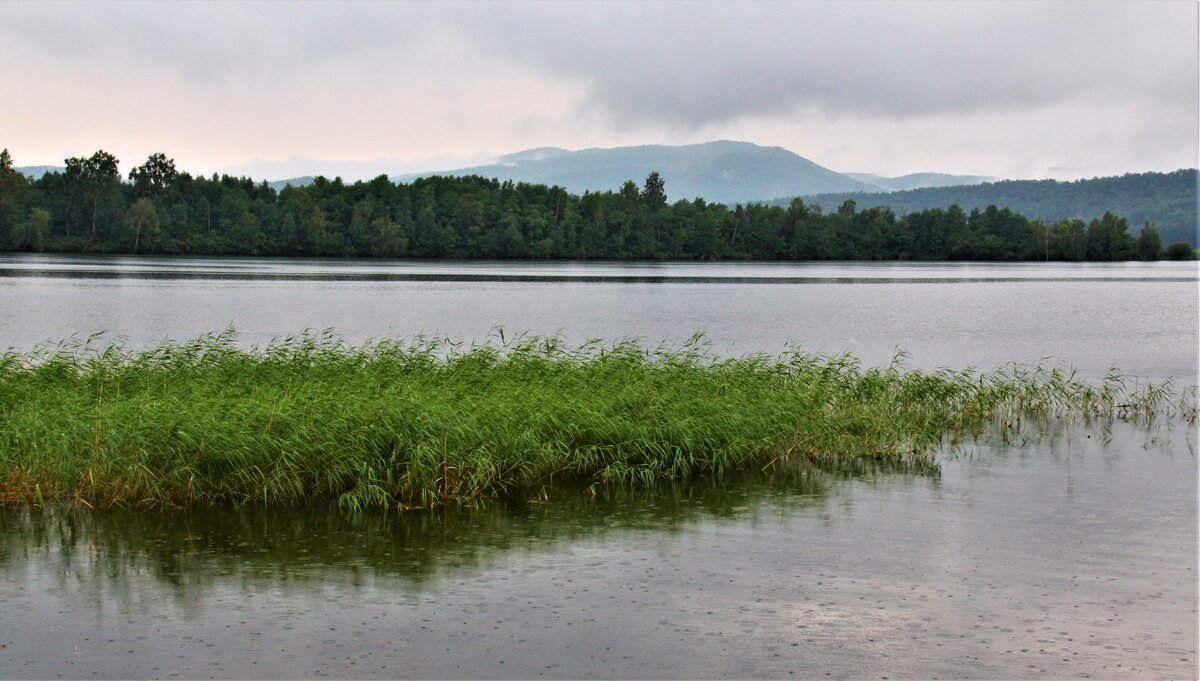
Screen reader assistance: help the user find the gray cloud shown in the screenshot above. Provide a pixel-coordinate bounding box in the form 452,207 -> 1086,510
3,1 -> 1193,127
4,0 -> 1195,125
452,1 -> 1197,125
1,1 -> 1194,178
0,2 -> 433,85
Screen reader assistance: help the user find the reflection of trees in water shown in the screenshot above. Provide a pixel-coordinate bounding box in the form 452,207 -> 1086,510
0,458 -> 936,614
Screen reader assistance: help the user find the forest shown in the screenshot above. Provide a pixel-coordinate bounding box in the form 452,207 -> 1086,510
0,149 -> 1193,261
796,169 -> 1198,248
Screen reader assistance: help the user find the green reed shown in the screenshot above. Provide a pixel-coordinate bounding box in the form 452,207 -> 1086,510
0,330 -> 1189,509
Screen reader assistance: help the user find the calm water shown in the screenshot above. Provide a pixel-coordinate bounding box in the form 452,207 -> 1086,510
0,255 -> 1196,678
0,254 -> 1196,381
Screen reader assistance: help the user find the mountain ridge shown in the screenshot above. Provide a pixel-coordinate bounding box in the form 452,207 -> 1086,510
391,140 -> 881,203
17,142 -> 993,200
15,165 -> 64,180
787,169 -> 1198,247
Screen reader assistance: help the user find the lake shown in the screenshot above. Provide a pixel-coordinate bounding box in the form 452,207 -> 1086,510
1,255 -> 1196,381
0,254 -> 1196,678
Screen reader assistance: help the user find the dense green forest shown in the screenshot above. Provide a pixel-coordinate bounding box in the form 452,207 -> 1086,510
0,149 -> 1193,261
794,169 -> 1198,248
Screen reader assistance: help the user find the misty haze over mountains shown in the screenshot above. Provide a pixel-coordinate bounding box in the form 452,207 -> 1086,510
389,141 -> 991,203
843,172 -> 994,193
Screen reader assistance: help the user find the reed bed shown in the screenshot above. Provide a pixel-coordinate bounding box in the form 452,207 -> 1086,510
0,330 -> 1189,510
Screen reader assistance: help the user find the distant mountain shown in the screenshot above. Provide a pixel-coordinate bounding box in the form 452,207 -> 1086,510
393,140 -> 878,204
268,176 -> 316,191
497,147 -> 571,163
16,165 -> 63,179
844,172 -> 992,192
785,169 -> 1199,247
14,143 -> 991,204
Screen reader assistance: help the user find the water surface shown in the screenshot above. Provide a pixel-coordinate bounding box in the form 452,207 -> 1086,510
0,255 -> 1195,678
0,420 -> 1193,678
0,255 -> 1196,381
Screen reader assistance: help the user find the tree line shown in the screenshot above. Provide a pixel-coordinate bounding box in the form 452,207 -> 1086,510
794,169 -> 1198,248
0,149 -> 1193,261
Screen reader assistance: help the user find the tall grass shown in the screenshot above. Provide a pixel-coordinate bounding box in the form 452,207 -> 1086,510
0,331 -> 1189,509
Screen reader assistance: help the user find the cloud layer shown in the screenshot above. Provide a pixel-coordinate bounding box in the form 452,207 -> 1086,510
2,1 -> 1195,180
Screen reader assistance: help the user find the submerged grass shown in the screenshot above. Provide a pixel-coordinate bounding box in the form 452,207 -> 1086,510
0,330 -> 1190,510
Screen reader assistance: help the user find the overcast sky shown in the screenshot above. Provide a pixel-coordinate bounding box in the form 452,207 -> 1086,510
2,1 -> 1196,181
